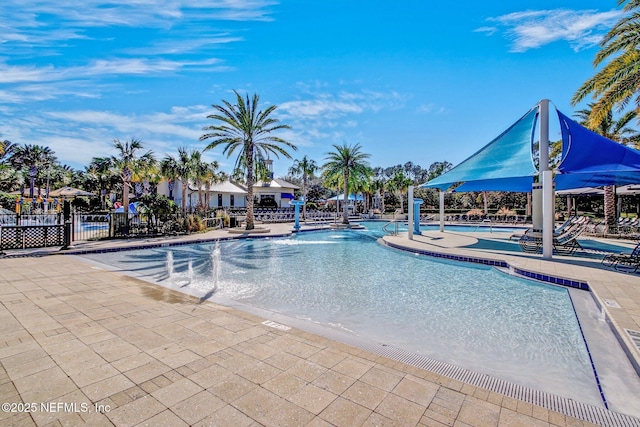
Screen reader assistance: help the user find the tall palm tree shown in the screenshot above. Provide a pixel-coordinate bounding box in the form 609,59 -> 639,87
387,170 -> 413,213
322,143 -> 371,224
200,90 -> 296,230
574,105 -> 640,231
189,150 -> 208,210
203,161 -> 222,210
160,147 -> 193,213
572,0 -> 640,126
88,157 -> 118,210
289,155 -> 318,219
110,139 -> 155,213
9,144 -> 57,198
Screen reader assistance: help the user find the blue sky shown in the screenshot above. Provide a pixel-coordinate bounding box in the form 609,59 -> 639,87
0,1 -> 624,178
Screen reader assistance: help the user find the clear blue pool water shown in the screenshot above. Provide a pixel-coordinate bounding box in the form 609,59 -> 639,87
420,224 -> 526,233
81,221 -> 601,404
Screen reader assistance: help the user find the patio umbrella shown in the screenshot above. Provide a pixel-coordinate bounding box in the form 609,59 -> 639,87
49,186 -> 96,198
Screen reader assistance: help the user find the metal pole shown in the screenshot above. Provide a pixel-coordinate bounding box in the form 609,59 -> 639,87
408,186 -> 414,240
539,99 -> 553,260
439,191 -> 445,232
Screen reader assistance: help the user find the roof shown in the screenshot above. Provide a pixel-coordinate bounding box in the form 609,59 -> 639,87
253,178 -> 300,190
188,180 -> 247,194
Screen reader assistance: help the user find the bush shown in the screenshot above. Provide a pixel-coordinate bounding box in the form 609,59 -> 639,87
215,209 -> 230,227
184,214 -> 206,233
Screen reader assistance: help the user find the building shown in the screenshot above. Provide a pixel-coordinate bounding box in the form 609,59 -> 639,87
157,179 -> 247,210
252,178 -> 299,208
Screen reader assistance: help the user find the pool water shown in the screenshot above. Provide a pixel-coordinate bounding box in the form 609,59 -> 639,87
81,223 -> 601,405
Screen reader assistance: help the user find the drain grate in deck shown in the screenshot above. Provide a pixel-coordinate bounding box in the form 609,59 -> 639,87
262,320 -> 291,331
627,329 -> 640,352
603,299 -> 622,308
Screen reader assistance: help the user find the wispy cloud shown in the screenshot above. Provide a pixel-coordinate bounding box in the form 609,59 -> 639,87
0,0 -> 277,38
2,104 -> 217,167
276,88 -> 407,149
0,57 -> 229,87
476,9 -> 622,52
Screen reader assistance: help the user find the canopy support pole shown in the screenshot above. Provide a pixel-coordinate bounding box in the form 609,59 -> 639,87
408,186 -> 414,240
439,191 -> 445,232
539,99 -> 553,260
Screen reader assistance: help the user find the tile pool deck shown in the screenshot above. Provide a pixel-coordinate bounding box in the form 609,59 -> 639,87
0,223 -> 638,426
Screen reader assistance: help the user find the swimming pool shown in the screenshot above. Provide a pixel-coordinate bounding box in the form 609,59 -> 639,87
80,223 -> 602,406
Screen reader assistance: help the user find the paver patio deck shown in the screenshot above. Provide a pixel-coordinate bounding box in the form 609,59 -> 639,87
0,222 -> 638,426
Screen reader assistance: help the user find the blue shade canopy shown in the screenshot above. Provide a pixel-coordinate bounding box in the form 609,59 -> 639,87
453,177 -> 533,193
556,110 -> 640,190
422,107 -> 538,191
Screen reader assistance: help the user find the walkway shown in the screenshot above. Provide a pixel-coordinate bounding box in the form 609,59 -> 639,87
0,223 -> 637,426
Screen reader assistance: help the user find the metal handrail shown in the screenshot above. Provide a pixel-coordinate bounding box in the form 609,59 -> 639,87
473,218 -> 493,233
382,220 -> 399,235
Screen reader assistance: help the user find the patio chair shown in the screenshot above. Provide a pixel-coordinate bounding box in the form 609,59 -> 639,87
602,242 -> 640,272
518,219 -> 587,255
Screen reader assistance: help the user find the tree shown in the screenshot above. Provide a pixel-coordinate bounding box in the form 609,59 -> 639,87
572,0 -> 640,127
426,161 -> 453,182
109,139 -> 155,214
574,104 -> 640,230
200,90 -> 296,230
8,144 -> 57,198
387,170 -> 413,213
289,155 -> 318,219
87,157 -> 119,210
160,147 -> 193,213
0,140 -> 17,161
202,161 -> 222,210
322,143 -> 371,224
190,150 -> 208,210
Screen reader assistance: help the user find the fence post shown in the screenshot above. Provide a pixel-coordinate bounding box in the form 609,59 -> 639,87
0,226 -> 4,256
61,200 -> 72,250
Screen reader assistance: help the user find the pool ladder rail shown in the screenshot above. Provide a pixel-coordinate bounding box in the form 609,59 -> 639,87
382,219 -> 407,235
473,218 -> 493,233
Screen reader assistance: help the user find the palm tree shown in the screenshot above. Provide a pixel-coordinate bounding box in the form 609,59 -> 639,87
322,143 -> 371,224
110,139 -> 155,213
160,147 -> 193,213
189,150 -> 208,210
203,161 -> 222,210
387,170 -> 413,213
9,144 -> 57,198
574,105 -> 640,231
289,155 -> 318,220
572,0 -> 640,127
87,157 -> 118,210
0,140 -> 17,160
200,90 -> 296,230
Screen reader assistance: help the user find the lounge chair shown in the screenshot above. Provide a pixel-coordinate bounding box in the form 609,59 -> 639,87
602,242 -> 640,272
518,218 -> 588,255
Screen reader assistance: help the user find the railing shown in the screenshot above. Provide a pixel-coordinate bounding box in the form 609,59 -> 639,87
382,220 -> 399,235
72,213 -> 110,241
473,218 -> 493,233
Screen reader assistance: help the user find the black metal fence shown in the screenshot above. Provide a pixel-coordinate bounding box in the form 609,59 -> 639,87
0,214 -> 65,250
0,208 -> 252,252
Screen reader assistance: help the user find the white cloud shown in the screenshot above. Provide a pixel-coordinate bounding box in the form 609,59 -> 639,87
479,9 -> 622,52
0,57 -> 228,86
